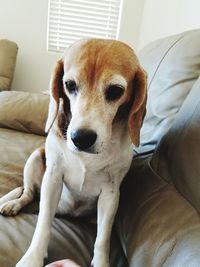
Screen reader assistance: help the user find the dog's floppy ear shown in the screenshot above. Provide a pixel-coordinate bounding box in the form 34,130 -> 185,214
128,67 -> 147,147
45,59 -> 65,133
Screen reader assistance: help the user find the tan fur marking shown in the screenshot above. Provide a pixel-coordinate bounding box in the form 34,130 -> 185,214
39,147 -> 46,167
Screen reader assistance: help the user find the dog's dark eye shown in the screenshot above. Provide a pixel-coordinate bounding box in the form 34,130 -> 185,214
65,80 -> 77,94
105,85 -> 124,101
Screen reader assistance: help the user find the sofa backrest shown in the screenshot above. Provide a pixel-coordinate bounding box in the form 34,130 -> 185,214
151,75 -> 200,213
0,91 -> 49,136
136,29 -> 200,154
0,39 -> 18,91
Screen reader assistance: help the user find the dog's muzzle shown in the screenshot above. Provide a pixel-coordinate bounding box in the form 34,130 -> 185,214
71,129 -> 97,152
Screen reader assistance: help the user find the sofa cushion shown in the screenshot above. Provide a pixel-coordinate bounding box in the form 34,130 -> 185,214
136,29 -> 200,154
116,157 -> 200,267
0,213 -> 127,267
151,76 -> 200,213
0,91 -> 49,136
0,39 -> 18,91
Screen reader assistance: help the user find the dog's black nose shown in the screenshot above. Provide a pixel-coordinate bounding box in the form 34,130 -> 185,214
71,129 -> 97,151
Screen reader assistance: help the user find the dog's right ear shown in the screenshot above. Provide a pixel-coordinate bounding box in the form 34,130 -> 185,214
45,59 -> 64,133
128,67 -> 147,147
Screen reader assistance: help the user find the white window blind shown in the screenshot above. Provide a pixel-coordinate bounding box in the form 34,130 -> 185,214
47,0 -> 123,53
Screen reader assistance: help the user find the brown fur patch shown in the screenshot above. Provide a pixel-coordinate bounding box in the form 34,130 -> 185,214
54,93 -> 71,139
77,40 -> 138,88
63,40 -> 139,117
39,147 -> 46,166
74,200 -> 87,211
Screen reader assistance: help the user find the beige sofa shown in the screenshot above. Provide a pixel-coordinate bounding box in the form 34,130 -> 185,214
0,30 -> 200,267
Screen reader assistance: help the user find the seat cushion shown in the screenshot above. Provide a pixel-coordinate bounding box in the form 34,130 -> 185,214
0,213 -> 127,267
116,157 -> 200,267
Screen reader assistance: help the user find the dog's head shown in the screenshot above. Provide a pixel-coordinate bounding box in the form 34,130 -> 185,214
46,39 -> 147,154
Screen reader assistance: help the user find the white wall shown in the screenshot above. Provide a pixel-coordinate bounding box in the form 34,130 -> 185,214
118,0 -> 146,50
1,0 -> 200,92
0,0 -> 59,92
139,0 -> 200,49
0,0 -> 146,93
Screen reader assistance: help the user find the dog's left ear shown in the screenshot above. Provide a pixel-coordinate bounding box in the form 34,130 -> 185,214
128,67 -> 147,147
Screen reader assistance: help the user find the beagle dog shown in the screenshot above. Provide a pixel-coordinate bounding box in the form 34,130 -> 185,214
0,39 -> 147,267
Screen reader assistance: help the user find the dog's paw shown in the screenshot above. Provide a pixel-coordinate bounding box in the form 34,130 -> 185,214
90,261 -> 109,267
90,256 -> 109,267
0,200 -> 21,216
16,262 -> 42,267
16,255 -> 43,267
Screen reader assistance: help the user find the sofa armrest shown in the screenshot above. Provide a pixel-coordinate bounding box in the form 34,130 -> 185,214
0,39 -> 18,91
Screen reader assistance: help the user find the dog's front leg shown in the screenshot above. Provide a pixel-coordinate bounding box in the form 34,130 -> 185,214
16,166 -> 63,267
91,186 -> 120,267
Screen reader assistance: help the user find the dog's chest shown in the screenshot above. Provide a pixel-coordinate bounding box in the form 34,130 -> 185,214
62,153 -> 111,197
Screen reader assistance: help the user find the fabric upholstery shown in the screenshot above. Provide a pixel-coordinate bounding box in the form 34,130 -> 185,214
136,29 -> 200,154
0,39 -> 18,91
151,76 -> 200,212
116,157 -> 200,267
0,91 -> 49,136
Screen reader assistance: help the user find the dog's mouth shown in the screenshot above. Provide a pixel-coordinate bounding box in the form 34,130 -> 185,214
68,141 -> 101,154
74,146 -> 100,154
